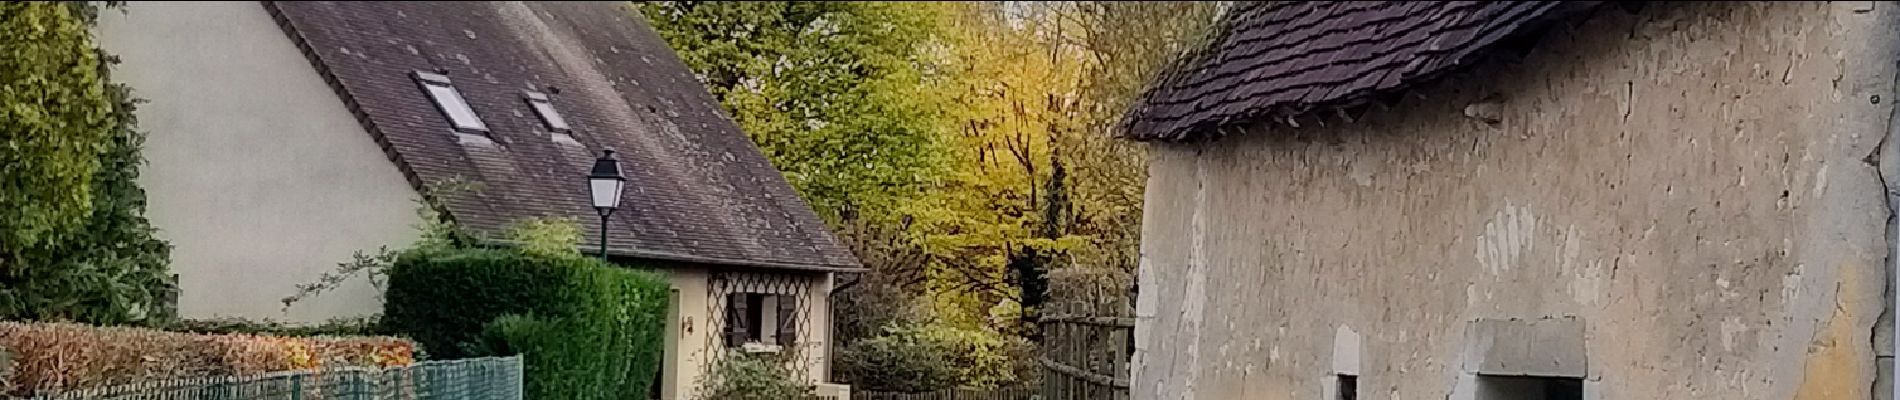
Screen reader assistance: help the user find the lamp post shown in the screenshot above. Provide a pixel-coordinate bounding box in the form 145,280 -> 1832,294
588,149 -> 626,262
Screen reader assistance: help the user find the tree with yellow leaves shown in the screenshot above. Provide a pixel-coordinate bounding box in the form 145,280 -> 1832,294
640,0 -> 1223,389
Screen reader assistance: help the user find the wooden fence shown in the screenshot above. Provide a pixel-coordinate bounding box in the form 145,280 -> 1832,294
1039,314 -> 1131,400
854,386 -> 1039,400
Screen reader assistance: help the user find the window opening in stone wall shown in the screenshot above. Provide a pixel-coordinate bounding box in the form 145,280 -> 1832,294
1336,374 -> 1357,400
524,91 -> 571,133
1474,375 -> 1582,400
413,71 -> 488,133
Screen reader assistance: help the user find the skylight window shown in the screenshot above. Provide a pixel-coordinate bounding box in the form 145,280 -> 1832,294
413,71 -> 488,133
524,91 -> 571,133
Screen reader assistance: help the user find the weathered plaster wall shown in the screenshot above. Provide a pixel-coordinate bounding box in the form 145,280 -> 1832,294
97,2 -> 421,322
1134,2 -> 1899,399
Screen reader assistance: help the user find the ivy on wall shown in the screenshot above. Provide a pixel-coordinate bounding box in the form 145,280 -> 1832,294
0,2 -> 175,325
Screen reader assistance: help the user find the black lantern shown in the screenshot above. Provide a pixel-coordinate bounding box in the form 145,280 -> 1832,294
588,149 -> 625,261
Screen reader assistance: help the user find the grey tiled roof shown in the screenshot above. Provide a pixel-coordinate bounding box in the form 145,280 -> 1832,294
1124,1 -> 1603,141
265,1 -> 860,270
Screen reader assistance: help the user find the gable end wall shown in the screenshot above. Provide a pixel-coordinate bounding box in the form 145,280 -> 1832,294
1135,3 -> 1900,399
97,1 -> 423,322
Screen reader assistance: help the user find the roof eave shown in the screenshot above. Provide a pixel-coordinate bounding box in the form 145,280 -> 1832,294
476,236 -> 864,273
590,246 -> 867,273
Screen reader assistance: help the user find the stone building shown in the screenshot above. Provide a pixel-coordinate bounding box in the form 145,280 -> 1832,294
1123,2 -> 1897,399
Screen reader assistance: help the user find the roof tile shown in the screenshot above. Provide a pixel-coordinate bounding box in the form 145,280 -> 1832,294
1124,1 -> 1601,141
265,1 -> 859,270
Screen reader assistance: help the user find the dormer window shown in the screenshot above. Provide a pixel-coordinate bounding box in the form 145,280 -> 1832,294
524,91 -> 571,133
413,71 -> 488,133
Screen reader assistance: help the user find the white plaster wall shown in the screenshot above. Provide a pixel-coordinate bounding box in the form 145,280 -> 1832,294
97,2 -> 421,322
1135,2 -> 1898,400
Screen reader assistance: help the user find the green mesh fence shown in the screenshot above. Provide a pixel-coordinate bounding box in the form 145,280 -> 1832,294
31,356 -> 523,400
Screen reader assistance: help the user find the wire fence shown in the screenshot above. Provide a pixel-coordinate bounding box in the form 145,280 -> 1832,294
30,356 -> 523,400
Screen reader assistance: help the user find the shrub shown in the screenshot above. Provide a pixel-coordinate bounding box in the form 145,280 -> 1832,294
382,248 -> 667,400
696,351 -> 815,400
0,2 -> 114,255
0,321 -> 415,396
831,267 -> 926,345
0,1 -> 175,327
165,316 -> 389,338
835,329 -> 958,392
835,322 -> 1029,392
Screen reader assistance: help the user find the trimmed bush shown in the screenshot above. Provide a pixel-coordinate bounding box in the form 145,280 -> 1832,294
0,321 -> 416,396
165,316 -> 389,338
382,248 -> 667,400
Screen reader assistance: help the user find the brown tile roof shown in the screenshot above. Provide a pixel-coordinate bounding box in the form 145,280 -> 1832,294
264,1 -> 860,271
1123,1 -> 1602,141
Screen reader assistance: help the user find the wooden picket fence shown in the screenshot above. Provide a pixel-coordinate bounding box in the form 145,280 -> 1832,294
1032,267 -> 1134,400
1038,314 -> 1131,400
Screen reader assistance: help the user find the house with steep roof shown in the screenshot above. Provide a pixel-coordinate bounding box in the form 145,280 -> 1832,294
97,1 -> 856,398
1125,2 -> 1898,400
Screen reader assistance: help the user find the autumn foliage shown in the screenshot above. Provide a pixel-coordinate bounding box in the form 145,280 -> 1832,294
0,321 -> 415,396
640,1 -> 1221,390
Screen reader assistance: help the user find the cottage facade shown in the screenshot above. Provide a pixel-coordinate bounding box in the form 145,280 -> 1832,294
98,2 -> 856,398
1126,2 -> 1898,400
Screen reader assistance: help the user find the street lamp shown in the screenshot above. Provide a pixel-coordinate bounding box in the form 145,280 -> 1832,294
588,149 -> 626,262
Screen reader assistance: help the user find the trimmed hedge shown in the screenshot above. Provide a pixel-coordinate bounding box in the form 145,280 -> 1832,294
0,321 -> 416,396
165,316 -> 390,338
382,248 -> 667,400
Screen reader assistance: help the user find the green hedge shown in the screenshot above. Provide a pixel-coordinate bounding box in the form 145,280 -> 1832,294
165,316 -> 389,338
382,248 -> 667,400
